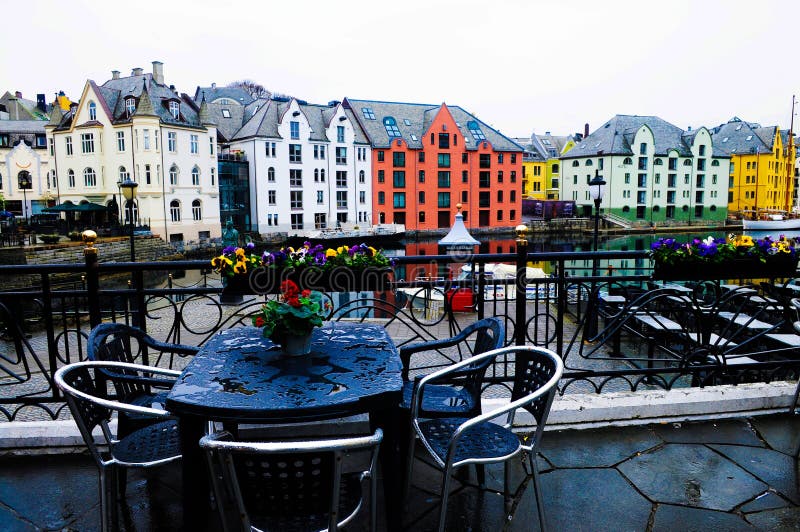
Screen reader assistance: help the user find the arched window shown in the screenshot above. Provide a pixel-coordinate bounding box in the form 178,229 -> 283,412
314,169 -> 319,182
623,157 -> 633,165
191,166 -> 200,186
170,200 -> 181,222
83,167 -> 96,187
125,200 -> 138,224
586,159 -> 593,166
359,170 -> 365,183
710,205 -> 717,211
169,165 -> 178,185
320,169 -> 326,182
383,116 -> 401,138
192,199 -> 202,221
88,101 -> 96,121
125,98 -> 136,115
68,169 -> 75,188
683,160 -> 692,166
572,160 -> 579,167
653,205 -> 660,212
682,205 -> 689,212
654,158 -> 663,165
119,166 -> 129,181
551,163 -> 559,173
711,160 -> 720,166
622,206 -> 630,213
268,167 -> 275,182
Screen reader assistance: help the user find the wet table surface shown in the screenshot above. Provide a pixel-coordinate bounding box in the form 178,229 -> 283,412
166,322 -> 403,422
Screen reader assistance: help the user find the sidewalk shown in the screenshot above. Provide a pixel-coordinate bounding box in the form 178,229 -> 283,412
1,414 -> 799,531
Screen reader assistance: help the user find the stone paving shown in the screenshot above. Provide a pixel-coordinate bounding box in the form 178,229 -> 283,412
1,413 -> 799,531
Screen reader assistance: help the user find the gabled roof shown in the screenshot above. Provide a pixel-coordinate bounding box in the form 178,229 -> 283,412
0,91 -> 50,121
710,117 -> 771,155
0,120 -> 46,134
564,114 -> 708,159
343,98 -> 523,151
193,85 -> 255,106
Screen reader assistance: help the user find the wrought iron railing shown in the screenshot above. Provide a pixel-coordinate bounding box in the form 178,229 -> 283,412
0,236 -> 798,421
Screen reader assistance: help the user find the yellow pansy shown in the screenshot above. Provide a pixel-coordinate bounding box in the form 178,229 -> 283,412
326,249 -> 337,257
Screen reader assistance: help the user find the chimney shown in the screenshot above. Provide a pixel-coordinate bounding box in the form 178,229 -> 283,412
112,70 -> 120,80
132,67 -> 144,76
545,131 -> 550,135
687,126 -> 692,132
152,61 -> 164,85
36,94 -> 46,112
14,91 -> 22,98
584,123 -> 590,138
211,82 -> 216,89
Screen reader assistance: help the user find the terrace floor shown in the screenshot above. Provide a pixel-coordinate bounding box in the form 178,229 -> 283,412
2,413 -> 800,531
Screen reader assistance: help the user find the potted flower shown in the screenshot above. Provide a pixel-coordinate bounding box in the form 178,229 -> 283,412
650,234 -> 798,280
251,280 -> 330,355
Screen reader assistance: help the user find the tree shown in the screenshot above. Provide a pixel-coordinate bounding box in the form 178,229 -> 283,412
227,80 -> 271,99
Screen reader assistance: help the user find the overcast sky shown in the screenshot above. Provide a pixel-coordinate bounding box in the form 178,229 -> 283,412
3,0 -> 799,139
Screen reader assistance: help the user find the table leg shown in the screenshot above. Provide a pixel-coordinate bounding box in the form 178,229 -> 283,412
178,414 -> 212,531
370,406 -> 404,532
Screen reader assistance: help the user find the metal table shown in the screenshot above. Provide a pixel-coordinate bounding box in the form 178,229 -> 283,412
166,322 -> 404,530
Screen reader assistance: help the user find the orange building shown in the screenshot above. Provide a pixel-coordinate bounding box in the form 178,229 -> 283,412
343,99 -> 524,232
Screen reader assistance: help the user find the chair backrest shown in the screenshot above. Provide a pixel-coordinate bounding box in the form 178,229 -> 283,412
510,347 -> 563,424
200,429 -> 383,532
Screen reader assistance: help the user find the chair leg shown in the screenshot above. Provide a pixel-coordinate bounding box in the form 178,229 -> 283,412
404,428 -> 418,502
370,471 -> 377,532
99,468 -> 111,532
529,454 -> 547,532
437,466 -> 454,532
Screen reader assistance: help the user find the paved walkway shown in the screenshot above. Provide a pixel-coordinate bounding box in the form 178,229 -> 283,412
1,413 -> 799,531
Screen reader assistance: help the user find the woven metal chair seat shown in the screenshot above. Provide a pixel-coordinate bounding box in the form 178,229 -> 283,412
417,417 -> 521,465
126,390 -> 170,414
111,420 -> 181,464
401,381 -> 476,414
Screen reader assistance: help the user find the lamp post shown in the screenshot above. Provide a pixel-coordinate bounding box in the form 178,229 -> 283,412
18,171 -> 31,226
119,179 -> 138,262
588,169 -> 606,260
116,180 -> 123,227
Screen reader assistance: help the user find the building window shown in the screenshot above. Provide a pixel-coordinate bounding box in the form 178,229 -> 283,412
169,101 -> 180,119
393,171 -> 406,188
497,171 -> 504,183
268,167 -> 275,182
84,167 -> 96,187
290,121 -> 300,139
166,132 -> 175,152
289,144 -> 302,163
170,200 -> 181,222
119,166 -> 129,182
268,190 -> 276,205
124,98 -> 136,115
378,191 -> 385,204
336,171 -> 347,187
419,211 -> 425,223
143,129 -> 151,150
362,107 -> 376,120
479,154 -> 491,168
377,150 -> 384,162
291,213 -> 303,230
336,147 -> 347,164
462,171 -> 468,183
497,190 -> 504,203
314,169 -> 319,182
498,153 -> 504,164
419,191 -> 425,204
697,159 -> 706,171
438,171 -> 451,187
65,136 -> 73,155
359,190 -> 366,204
359,170 -> 365,184
192,200 -> 201,220
479,171 -> 490,187
337,125 -> 345,143
392,151 -> 405,167
266,142 -> 276,157
438,153 -> 450,168
315,213 -> 327,229
479,191 -> 490,207
336,191 -> 347,208
290,191 -> 303,209
80,133 -> 94,153
419,152 -> 425,163
116,131 -> 125,151
290,169 -> 302,187
68,169 -> 75,188
438,133 -> 450,149
467,121 -> 485,141
190,134 -> 198,154
637,174 -> 647,188
378,170 -> 384,183
88,101 -> 96,121
419,170 -> 425,183
437,192 -> 450,208
191,167 -> 200,186
696,174 -> 705,188
461,191 -> 468,202
209,137 -> 214,155
170,165 -> 178,185
393,192 -> 406,208
383,116 -> 401,137
210,167 -> 215,186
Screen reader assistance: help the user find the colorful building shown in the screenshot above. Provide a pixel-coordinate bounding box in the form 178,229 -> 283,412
710,117 -> 796,217
344,99 -> 524,232
517,132 -> 577,200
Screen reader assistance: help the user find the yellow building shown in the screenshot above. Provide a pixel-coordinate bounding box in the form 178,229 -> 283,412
521,153 -> 547,199
713,118 -> 796,217
517,132 -> 577,200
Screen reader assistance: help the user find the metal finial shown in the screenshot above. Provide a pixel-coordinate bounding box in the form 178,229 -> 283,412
82,230 -> 97,257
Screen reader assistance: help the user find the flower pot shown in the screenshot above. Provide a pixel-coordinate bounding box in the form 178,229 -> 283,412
653,257 -> 797,281
280,333 -> 313,356
248,266 -> 393,293
220,275 -> 249,304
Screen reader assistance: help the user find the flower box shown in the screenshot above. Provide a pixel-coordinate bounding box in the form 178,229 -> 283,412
222,266 -> 393,295
653,257 -> 797,281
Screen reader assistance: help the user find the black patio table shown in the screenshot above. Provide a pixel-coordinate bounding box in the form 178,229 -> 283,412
166,322 -> 404,531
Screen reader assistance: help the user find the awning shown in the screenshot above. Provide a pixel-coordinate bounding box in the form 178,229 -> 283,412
43,202 -> 109,213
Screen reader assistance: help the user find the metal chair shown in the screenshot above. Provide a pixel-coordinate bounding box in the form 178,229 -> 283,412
87,322 -> 198,433
54,360 -> 183,532
405,346 -> 563,532
398,317 -> 505,418
200,429 -> 383,532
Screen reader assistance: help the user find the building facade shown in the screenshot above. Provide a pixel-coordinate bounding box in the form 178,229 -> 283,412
561,115 -> 730,224
345,99 -> 524,231
228,98 -> 372,235
710,117 -> 796,217
47,62 -> 221,242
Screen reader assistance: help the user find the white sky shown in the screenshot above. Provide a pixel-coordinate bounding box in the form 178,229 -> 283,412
3,0 -> 799,139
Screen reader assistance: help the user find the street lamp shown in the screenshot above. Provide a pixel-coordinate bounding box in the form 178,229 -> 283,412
119,179 -> 138,262
18,171 -> 32,225
116,180 -> 123,226
588,169 -> 606,255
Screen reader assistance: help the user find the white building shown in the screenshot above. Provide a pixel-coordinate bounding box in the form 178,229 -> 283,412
227,98 -> 372,235
561,115 -> 730,226
46,62 -> 221,242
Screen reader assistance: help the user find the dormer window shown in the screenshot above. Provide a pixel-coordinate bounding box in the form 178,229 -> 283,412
125,98 -> 136,115
383,116 -> 401,138
169,101 -> 180,119
88,101 -> 96,121
221,109 -> 231,118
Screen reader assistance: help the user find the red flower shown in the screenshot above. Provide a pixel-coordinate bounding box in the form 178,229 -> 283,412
301,289 -> 311,298
254,316 -> 265,327
287,296 -> 301,308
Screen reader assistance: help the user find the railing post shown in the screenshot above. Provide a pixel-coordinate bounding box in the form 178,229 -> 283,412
82,230 -> 101,328
556,259 -> 566,357
515,225 -> 528,346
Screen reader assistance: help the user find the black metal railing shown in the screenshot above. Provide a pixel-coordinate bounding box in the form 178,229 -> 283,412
0,238 -> 798,421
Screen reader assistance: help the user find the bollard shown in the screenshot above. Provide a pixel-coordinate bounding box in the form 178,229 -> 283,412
82,230 -> 101,328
